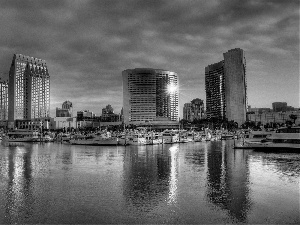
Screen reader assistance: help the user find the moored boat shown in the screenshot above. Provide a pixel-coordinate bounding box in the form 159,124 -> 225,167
70,131 -> 119,146
234,126 -> 300,151
3,129 -> 40,142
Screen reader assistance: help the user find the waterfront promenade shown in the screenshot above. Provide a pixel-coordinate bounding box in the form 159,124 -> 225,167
0,141 -> 299,224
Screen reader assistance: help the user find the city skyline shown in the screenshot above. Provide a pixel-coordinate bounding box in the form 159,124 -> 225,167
0,0 -> 298,117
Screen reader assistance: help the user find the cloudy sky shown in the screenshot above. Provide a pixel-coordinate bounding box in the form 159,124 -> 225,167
0,0 -> 299,117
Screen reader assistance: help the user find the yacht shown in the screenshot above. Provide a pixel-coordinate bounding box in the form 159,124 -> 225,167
70,131 -> 119,146
3,129 -> 40,142
126,133 -> 147,145
161,130 -> 179,144
235,126 -> 300,150
243,129 -> 275,142
145,132 -> 162,145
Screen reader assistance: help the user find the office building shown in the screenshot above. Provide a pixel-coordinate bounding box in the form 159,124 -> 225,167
205,48 -> 247,126
183,98 -> 205,122
56,100 -> 73,117
8,54 -> 50,125
0,80 -> 8,121
122,68 -> 179,124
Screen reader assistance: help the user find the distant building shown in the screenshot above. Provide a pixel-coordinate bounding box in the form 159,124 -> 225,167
77,110 -> 95,121
122,68 -> 179,124
272,102 -> 287,112
247,106 -> 272,114
205,48 -> 247,126
0,80 -> 8,121
8,54 -> 50,127
183,98 -> 205,122
56,100 -> 73,117
247,110 -> 300,125
272,102 -> 295,112
101,104 -> 121,122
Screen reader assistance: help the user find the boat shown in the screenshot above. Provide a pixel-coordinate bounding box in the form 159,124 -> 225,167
145,132 -> 162,145
43,134 -> 54,142
234,126 -> 300,150
243,129 -> 274,142
70,131 -> 119,146
3,129 -> 40,142
56,133 -> 71,142
126,133 -> 147,145
161,130 -> 179,144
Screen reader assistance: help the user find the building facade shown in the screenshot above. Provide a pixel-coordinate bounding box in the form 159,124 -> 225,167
205,61 -> 226,120
77,110 -> 95,121
223,48 -> 247,126
101,104 -> 121,122
271,102 -> 295,112
0,80 -> 8,121
56,100 -> 73,117
205,48 -> 246,126
122,68 -> 179,124
247,110 -> 300,126
183,98 -> 205,122
8,54 -> 50,126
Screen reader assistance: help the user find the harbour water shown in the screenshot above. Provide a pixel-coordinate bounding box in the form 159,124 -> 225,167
0,141 -> 299,224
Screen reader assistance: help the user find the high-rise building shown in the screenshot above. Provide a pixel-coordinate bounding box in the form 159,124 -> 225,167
122,68 -> 179,124
205,48 -> 247,126
205,61 -> 226,120
223,48 -> 247,125
183,98 -> 205,122
8,54 -> 50,124
56,100 -> 73,117
0,80 -> 8,121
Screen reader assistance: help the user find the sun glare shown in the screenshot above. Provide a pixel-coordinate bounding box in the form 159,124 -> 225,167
168,84 -> 177,93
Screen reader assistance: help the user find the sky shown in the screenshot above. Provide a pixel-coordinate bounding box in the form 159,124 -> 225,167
0,0 -> 299,117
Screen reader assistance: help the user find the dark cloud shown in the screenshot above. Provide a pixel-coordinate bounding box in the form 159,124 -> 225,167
0,0 -> 298,116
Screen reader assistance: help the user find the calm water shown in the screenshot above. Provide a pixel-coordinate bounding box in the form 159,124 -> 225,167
0,140 -> 299,224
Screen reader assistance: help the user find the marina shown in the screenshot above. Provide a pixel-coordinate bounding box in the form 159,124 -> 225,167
0,140 -> 299,224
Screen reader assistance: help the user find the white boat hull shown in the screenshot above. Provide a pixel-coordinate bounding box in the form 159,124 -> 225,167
70,138 -> 119,146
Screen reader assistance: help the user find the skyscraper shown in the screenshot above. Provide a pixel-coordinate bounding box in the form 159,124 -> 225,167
205,61 -> 226,120
205,48 -> 247,126
122,68 -> 179,124
223,48 -> 247,125
8,54 -> 50,124
0,80 -> 8,121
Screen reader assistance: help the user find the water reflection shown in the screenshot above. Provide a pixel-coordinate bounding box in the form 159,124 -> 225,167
0,142 -> 299,224
123,145 -> 171,212
206,141 -> 251,223
4,147 -> 34,224
168,145 -> 178,204
260,153 -> 300,179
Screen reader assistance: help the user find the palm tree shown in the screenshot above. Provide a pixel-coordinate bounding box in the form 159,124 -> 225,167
289,114 -> 297,124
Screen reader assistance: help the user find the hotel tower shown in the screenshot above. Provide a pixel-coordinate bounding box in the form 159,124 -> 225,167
205,48 -> 247,126
122,68 -> 179,124
8,54 -> 50,125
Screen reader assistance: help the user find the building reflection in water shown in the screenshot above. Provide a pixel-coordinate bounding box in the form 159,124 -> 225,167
206,141 -> 251,223
123,145 -> 172,212
167,145 -> 179,204
3,146 -> 35,224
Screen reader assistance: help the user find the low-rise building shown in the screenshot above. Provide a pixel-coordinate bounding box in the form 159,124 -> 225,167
56,100 -> 73,117
247,110 -> 300,125
183,98 -> 205,122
